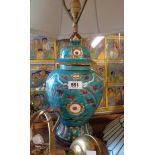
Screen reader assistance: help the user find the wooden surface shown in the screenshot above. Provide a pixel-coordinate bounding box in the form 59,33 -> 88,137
90,113 -> 122,138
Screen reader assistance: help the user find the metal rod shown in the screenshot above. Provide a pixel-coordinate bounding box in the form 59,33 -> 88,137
30,109 -> 60,155
44,112 -> 52,155
76,0 -> 87,24
62,0 -> 73,21
52,117 -> 60,133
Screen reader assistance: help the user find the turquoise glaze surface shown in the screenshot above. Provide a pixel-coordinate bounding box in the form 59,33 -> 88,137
46,40 -> 104,143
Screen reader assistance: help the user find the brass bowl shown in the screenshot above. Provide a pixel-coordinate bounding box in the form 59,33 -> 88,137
68,134 -> 108,155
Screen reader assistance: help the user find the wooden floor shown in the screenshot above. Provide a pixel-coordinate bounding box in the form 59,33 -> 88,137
31,113 -> 122,155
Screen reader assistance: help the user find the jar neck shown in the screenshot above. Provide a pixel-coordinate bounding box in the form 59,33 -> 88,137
60,65 -> 90,70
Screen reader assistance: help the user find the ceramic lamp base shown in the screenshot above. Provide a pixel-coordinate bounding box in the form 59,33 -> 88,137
56,122 -> 93,144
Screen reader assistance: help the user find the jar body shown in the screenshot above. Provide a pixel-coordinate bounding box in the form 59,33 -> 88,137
46,65 -> 103,143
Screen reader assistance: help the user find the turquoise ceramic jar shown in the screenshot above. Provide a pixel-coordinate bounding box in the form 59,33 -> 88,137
46,40 -> 104,144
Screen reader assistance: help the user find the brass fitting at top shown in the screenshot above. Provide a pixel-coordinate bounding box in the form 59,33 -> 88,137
70,0 -> 81,22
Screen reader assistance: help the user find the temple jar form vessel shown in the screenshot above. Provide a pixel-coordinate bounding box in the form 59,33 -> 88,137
46,40 -> 104,144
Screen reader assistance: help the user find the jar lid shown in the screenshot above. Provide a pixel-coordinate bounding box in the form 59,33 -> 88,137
57,40 -> 92,65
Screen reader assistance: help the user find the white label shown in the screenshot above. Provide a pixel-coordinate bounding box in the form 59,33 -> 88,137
68,81 -> 83,89
86,150 -> 96,155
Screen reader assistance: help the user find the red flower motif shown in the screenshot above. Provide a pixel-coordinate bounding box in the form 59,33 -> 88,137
91,85 -> 98,91
81,90 -> 88,94
67,95 -> 76,100
84,75 -> 89,81
61,75 -> 68,81
57,90 -> 63,96
86,98 -> 94,104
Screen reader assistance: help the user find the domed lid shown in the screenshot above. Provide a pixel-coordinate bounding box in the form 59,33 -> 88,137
57,39 -> 92,65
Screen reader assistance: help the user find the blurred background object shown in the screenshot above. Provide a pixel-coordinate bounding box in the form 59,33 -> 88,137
102,115 -> 124,155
